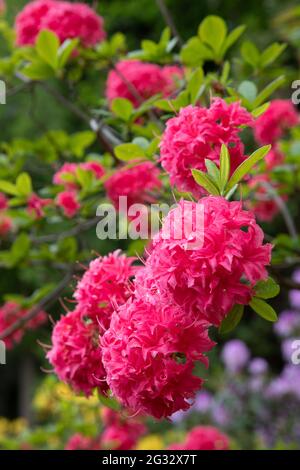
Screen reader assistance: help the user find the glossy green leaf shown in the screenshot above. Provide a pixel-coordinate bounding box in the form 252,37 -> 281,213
227,145 -> 271,191
219,144 -> 230,193
36,30 -> 59,69
111,97 -> 133,121
250,297 -> 278,322
254,277 -> 280,299
198,16 -> 227,55
192,169 -> 220,195
253,76 -> 286,108
16,172 -> 32,197
115,143 -> 146,161
219,304 -> 244,334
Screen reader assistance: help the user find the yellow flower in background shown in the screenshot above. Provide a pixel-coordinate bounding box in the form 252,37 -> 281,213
136,434 -> 164,450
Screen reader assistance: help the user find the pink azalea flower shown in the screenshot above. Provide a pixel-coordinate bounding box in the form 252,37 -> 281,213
101,411 -> 146,450
47,308 -> 108,396
0,215 -> 12,237
65,433 -> 101,450
53,161 -> 105,189
101,297 -> 214,419
135,197 -> 272,326
106,60 -> 182,107
27,193 -> 52,219
168,426 -> 229,450
74,250 -> 138,331
105,162 -> 162,209
0,301 -> 46,349
15,0 -> 106,47
245,174 -> 285,222
0,193 -> 8,210
56,190 -> 80,218
254,99 -> 298,145
160,100 -> 254,197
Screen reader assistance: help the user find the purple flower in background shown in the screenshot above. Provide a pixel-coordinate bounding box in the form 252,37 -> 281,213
274,310 -> 300,337
266,365 -> 300,400
221,339 -> 250,373
249,358 -> 268,375
290,290 -> 300,309
212,403 -> 230,426
170,409 -> 190,424
194,391 -> 213,413
281,338 -> 298,363
293,269 -> 300,284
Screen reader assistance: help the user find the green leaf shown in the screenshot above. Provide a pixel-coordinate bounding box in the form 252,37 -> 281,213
253,76 -> 286,108
252,102 -> 270,118
198,16 -> 227,56
11,233 -> 31,264
76,167 -> 93,190
250,297 -> 278,322
0,180 -> 19,196
115,143 -> 146,161
111,97 -> 133,121
36,29 -> 59,69
205,159 -> 220,183
98,393 -> 121,411
187,67 -> 204,104
219,144 -> 230,193
226,145 -> 271,191
57,237 -> 78,262
192,169 -> 220,195
16,172 -> 32,197
69,131 -> 96,158
155,90 -> 189,112
219,304 -> 244,334
58,39 -> 78,68
221,25 -> 246,56
241,40 -> 260,68
260,43 -> 286,68
22,61 -> 55,80
238,80 -> 257,102
254,277 -> 280,299
180,37 -> 213,66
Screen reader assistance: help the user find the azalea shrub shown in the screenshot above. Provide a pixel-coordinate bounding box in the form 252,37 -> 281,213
0,0 -> 300,450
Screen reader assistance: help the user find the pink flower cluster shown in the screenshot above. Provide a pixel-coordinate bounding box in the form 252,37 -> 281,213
54,160 -> 105,218
0,301 -> 47,349
93,196 -> 271,418
254,100 -> 298,146
101,409 -> 146,450
15,0 -> 106,47
160,99 -> 254,197
47,308 -> 108,396
65,433 -> 101,450
245,174 -> 286,222
169,426 -> 229,450
65,409 -> 145,450
106,59 -> 183,107
53,161 -> 105,189
48,250 -> 137,396
135,198 -> 272,326
0,193 -> 12,237
105,162 -> 162,209
27,193 -> 52,219
102,298 -> 214,418
248,100 -> 298,221
74,250 -> 138,331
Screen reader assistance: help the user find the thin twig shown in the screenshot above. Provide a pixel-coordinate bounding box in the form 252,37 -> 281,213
14,72 -> 122,154
31,216 -> 99,244
155,0 -> 183,47
0,268 -> 75,340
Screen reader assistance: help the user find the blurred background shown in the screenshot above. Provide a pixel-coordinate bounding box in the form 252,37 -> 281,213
0,0 -> 300,450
